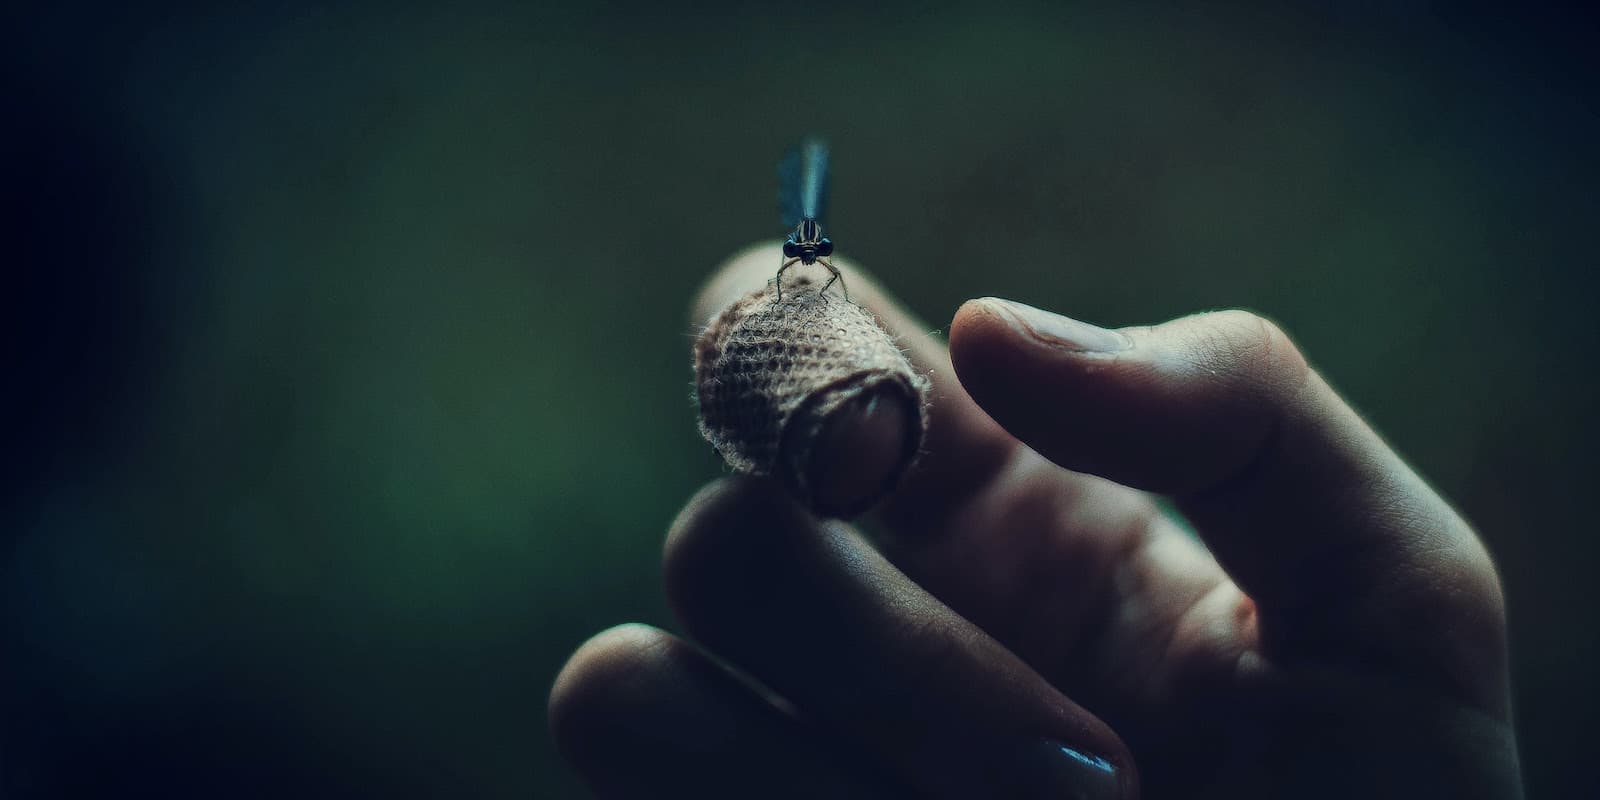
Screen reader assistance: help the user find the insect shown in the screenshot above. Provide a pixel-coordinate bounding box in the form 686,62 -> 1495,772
776,138 -> 847,301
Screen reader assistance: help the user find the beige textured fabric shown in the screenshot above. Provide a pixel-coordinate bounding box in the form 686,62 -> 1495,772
694,277 -> 929,516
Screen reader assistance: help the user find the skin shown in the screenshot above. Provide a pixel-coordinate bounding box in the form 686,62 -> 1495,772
549,247 -> 1522,798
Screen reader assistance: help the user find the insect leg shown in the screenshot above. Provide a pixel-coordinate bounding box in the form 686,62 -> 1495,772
818,258 -> 848,301
774,257 -> 800,301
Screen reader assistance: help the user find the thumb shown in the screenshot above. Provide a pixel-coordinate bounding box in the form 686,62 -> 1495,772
949,298 -> 1507,712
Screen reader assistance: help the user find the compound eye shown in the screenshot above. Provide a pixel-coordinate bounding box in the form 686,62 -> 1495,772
817,238 -> 833,256
783,241 -> 799,258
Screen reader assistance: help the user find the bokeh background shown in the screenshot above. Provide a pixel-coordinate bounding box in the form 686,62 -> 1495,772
5,1 -> 1595,797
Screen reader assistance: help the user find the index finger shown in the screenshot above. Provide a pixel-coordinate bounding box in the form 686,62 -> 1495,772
691,244 -> 1019,530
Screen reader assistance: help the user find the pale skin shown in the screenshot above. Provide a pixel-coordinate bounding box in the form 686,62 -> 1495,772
549,247 -> 1522,798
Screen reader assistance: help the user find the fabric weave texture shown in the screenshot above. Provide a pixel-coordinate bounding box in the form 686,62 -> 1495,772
693,278 -> 929,516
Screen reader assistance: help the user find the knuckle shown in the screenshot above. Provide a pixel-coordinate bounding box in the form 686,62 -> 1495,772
1449,533 -> 1510,637
1187,309 -> 1310,396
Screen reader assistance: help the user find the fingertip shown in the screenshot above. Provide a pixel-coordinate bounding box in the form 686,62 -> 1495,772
691,243 -> 783,328
548,623 -> 678,755
664,477 -> 799,561
948,297 -> 1002,349
663,478 -> 745,562
663,477 -> 812,622
948,297 -> 1028,385
951,297 -> 1012,337
947,300 -> 1301,495
551,621 -> 896,799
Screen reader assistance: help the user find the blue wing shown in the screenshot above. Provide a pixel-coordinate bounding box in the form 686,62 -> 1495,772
778,138 -> 830,229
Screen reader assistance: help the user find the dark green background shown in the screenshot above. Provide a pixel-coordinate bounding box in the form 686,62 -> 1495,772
6,2 -> 1594,797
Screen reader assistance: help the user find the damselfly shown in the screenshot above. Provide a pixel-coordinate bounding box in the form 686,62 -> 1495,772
776,139 -> 847,301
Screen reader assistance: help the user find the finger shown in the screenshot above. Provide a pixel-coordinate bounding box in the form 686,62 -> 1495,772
664,477 -> 1136,800
549,624 -> 895,798
948,299 -> 1507,708
691,245 -> 1019,529
690,246 -> 1185,690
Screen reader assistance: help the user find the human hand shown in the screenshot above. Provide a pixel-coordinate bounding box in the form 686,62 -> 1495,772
550,248 -> 1521,798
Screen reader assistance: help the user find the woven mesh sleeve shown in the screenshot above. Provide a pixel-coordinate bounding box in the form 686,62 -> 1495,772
693,277 -> 929,516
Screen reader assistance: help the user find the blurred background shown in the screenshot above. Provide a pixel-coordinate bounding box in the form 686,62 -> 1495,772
4,1 -> 1594,796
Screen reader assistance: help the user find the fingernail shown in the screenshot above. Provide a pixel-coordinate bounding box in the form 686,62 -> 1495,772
1017,739 -> 1124,800
796,382 -> 921,518
985,298 -> 1131,353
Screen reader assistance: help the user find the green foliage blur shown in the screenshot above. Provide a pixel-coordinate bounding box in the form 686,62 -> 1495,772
6,2 -> 1595,797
